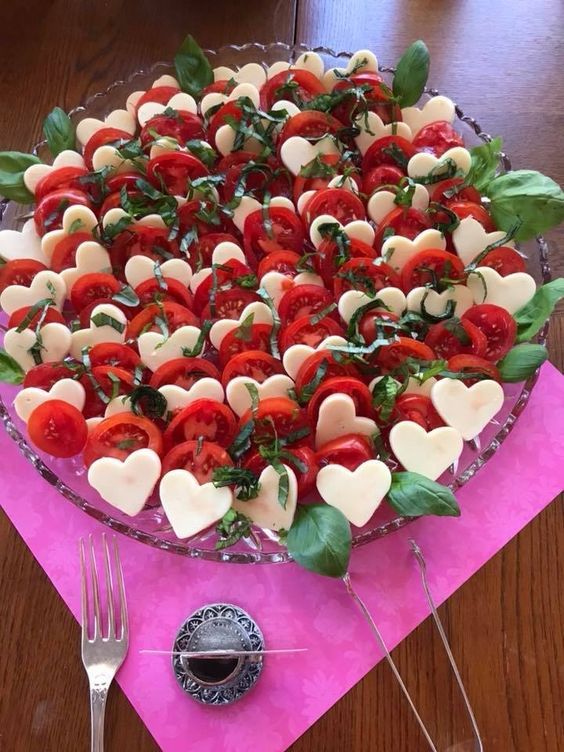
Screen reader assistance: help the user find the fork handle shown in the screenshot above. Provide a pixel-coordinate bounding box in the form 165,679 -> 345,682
89,684 -> 109,752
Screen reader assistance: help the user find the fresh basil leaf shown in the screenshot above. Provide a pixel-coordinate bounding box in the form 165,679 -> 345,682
387,472 -> 460,517
464,137 -> 502,193
174,34 -> 213,98
0,349 -> 25,384
371,375 -> 400,423
112,285 -> 140,307
0,151 -> 41,203
497,343 -> 548,382
43,106 -> 75,157
128,385 -> 168,419
514,278 -> 564,342
212,466 -> 260,501
215,509 -> 253,549
485,170 -> 564,241
286,504 -> 351,578
392,40 -> 430,107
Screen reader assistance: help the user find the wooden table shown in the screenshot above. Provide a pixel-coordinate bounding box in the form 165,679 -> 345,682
0,2 -> 562,749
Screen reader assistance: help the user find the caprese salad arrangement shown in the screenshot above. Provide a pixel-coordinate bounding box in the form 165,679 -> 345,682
0,37 -> 563,576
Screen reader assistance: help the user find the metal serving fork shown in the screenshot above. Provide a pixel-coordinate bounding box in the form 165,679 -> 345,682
80,534 -> 129,752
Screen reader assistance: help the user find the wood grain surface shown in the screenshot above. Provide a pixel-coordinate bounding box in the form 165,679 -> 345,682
0,2 -> 562,750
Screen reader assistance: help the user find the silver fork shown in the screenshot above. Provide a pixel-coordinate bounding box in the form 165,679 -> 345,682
80,534 -> 129,752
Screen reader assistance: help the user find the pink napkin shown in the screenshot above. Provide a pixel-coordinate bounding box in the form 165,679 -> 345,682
2,363 -> 563,752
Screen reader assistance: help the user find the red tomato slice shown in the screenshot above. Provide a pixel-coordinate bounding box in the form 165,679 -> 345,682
83,413 -> 163,467
190,232 -> 241,270
201,80 -> 237,96
461,304 -> 517,361
307,377 -> 372,424
315,237 -> 376,286
134,277 -> 194,309
146,152 -> 208,196
334,257 -> 401,297
222,157 -> 292,203
278,314 -> 344,351
177,199 -> 226,237
292,155 -> 345,203
315,434 -> 374,471
8,305 -> 65,329
331,73 -> 401,124
260,69 -> 326,110
294,351 -> 358,396
238,396 -> 309,443
243,207 -> 305,257
80,365 -> 134,419
362,136 -> 417,173
161,440 -> 233,482
447,354 -> 501,384
400,249 -> 465,292
243,445 -> 318,498
77,297 -> 133,329
70,272 -> 122,312
109,226 -> 180,275
278,111 -> 344,145
88,343 -> 141,372
304,188 -> 366,225
140,111 -> 205,148
50,231 -> 93,272
24,362 -> 76,389
373,206 -> 432,250
258,250 -> 301,277
35,166 -> 89,201
278,284 -> 334,325
358,309 -> 400,343
28,400 -> 88,458
395,394 -> 444,430
431,177 -> 481,205
425,319 -> 487,359
478,246 -> 526,276
448,201 -> 496,233
127,302 -> 200,338
192,258 -> 254,313
164,398 -> 237,448
149,357 -> 220,389
375,337 -> 436,372
134,85 -> 180,111
0,259 -> 47,292
221,350 -> 283,387
218,323 -> 273,367
82,127 -> 133,169
200,289 -> 260,322
34,188 -> 92,236
412,121 -> 464,156
362,164 -> 405,195
208,101 -> 244,146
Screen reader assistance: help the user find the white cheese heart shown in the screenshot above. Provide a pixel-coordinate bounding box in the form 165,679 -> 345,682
24,150 -> 86,194
466,267 -> 536,314
405,285 -> 473,317
86,417 -> 103,432
327,174 -> 360,194
282,336 -> 347,380
209,302 -> 273,350
231,195 -> 296,233
4,323 -> 71,372
260,271 -> 324,307
316,460 -> 392,527
297,189 -> 316,216
14,379 -> 86,423
76,109 -> 136,146
452,216 -> 516,266
407,147 -> 472,179
431,379 -> 504,441
124,256 -> 192,289
309,214 -> 374,249
152,74 -> 180,88
280,136 -> 340,176
138,325 -> 203,372
41,205 -> 99,261
158,380 -> 225,413
382,229 -> 446,272
211,241 -> 246,266
88,449 -> 161,516
0,270 -> 66,315
215,124 -> 263,157
323,50 -> 378,90
266,51 -> 324,80
0,220 -> 46,264
137,92 -> 198,126
226,375 -> 294,416
389,421 -> 464,480
367,184 -> 429,224
92,145 -> 136,173
213,62 -> 267,89
233,464 -> 297,531
160,469 -> 233,538
69,304 -> 127,358
354,112 -> 412,155
104,395 -> 134,418
338,288 -> 406,323
60,241 -> 112,291
369,375 -> 437,397
315,393 -> 377,449
200,83 -> 260,117
270,100 -> 301,120
401,96 -> 456,135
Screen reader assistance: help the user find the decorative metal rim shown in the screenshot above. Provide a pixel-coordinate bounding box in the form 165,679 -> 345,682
0,43 -> 551,563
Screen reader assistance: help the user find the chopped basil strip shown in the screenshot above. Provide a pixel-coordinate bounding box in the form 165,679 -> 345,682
90,312 -> 125,333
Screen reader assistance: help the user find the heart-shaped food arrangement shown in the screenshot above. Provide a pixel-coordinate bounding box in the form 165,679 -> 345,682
0,36 -> 563,576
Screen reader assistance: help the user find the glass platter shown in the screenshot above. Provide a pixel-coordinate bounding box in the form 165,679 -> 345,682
0,43 -> 551,563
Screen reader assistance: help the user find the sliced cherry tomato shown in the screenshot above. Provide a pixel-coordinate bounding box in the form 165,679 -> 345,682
334,257 -> 401,297
80,365 -> 134,419
82,127 -> 133,170
193,258 -> 254,313
164,398 -> 237,448
127,302 -> 199,338
134,85 -> 180,112
140,111 -> 205,148
307,377 -> 372,424
278,111 -> 343,145
238,396 -> 309,443
362,135 -> 417,173
448,200 -> 496,233
109,226 -> 180,275
431,177 -> 481,205
278,314 -> 344,351
208,101 -> 244,146
358,309 -> 400,343
222,156 -> 292,203
260,69 -> 326,110
0,259 -> 47,292
243,207 -> 305,257
88,343 -> 141,372
70,272 -> 121,311
278,284 -> 334,325
218,323 -> 273,367
461,304 -> 517,361
447,354 -> 501,384
362,165 -> 405,195
8,305 -> 66,329
412,121 -> 464,156
294,351 -> 358,396
395,394 -> 444,430
221,350 -> 283,387
375,337 -> 436,372
134,277 -> 193,309
83,413 -> 163,467
147,152 -> 208,196
304,188 -> 366,225
258,250 -> 301,277
49,231 -> 93,272
34,188 -> 91,236
24,362 -> 77,389
35,166 -> 89,201
106,171 -> 155,193
243,445 -> 318,498
161,440 -> 233,482
331,73 -> 401,124
201,80 -> 237,96
425,319 -> 487,359
189,232 -> 240,269
373,206 -> 432,250
479,246 -> 526,276
149,357 -> 220,389
177,198 -> 226,237
292,154 -> 350,202
315,434 -> 374,471
400,249 -> 465,292
315,237 -> 376,285
200,289 -> 260,322
28,400 -> 88,458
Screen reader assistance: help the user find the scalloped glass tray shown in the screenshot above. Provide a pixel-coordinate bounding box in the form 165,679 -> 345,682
0,43 -> 551,563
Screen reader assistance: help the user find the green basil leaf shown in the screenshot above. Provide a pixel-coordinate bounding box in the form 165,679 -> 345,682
128,385 -> 168,419
387,472 -> 460,517
43,106 -> 75,157
497,343 -> 548,382
0,349 -> 25,384
0,151 -> 41,203
485,170 -> 564,241
286,504 -> 351,578
174,34 -> 213,98
464,137 -> 503,193
514,278 -> 564,342
392,40 -> 430,107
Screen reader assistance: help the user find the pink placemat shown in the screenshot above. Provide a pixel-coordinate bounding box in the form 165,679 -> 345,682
2,363 -> 564,752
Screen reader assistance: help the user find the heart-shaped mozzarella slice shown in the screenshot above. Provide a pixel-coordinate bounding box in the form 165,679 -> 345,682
137,92 -> 198,126
200,83 -> 260,117
231,195 -> 295,233
316,460 -> 392,527
213,62 -> 267,89
60,241 -> 112,291
452,216 -> 516,266
327,174 -> 360,194
266,51 -> 324,80
138,325 -> 203,372
210,242 -> 246,266
270,100 -> 301,120
158,379 -> 225,413
401,96 -> 456,135
14,379 -> 86,423
4,323 -> 71,372
215,124 -> 263,157
389,421 -> 464,480
315,393 -> 377,449
382,229 -> 446,272
323,50 -> 378,89
0,270 -> 66,315
0,220 -> 46,264
160,469 -> 233,538
24,151 -> 85,194
467,267 -> 536,313
338,288 -> 407,323
260,271 -> 324,307
280,136 -> 340,176
70,303 -> 127,358
76,110 -> 136,145
431,378 -> 504,441
370,375 -> 437,397
124,256 -> 192,289
406,285 -> 474,317
354,112 -> 412,155
367,184 -> 429,224
407,147 -> 472,179
104,396 -> 134,418
226,375 -> 294,416
282,336 -> 347,380
41,205 -> 99,260
309,214 -> 375,249
88,449 -> 161,516
209,302 -> 273,350
91,145 -> 137,173
233,464 -> 298,531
